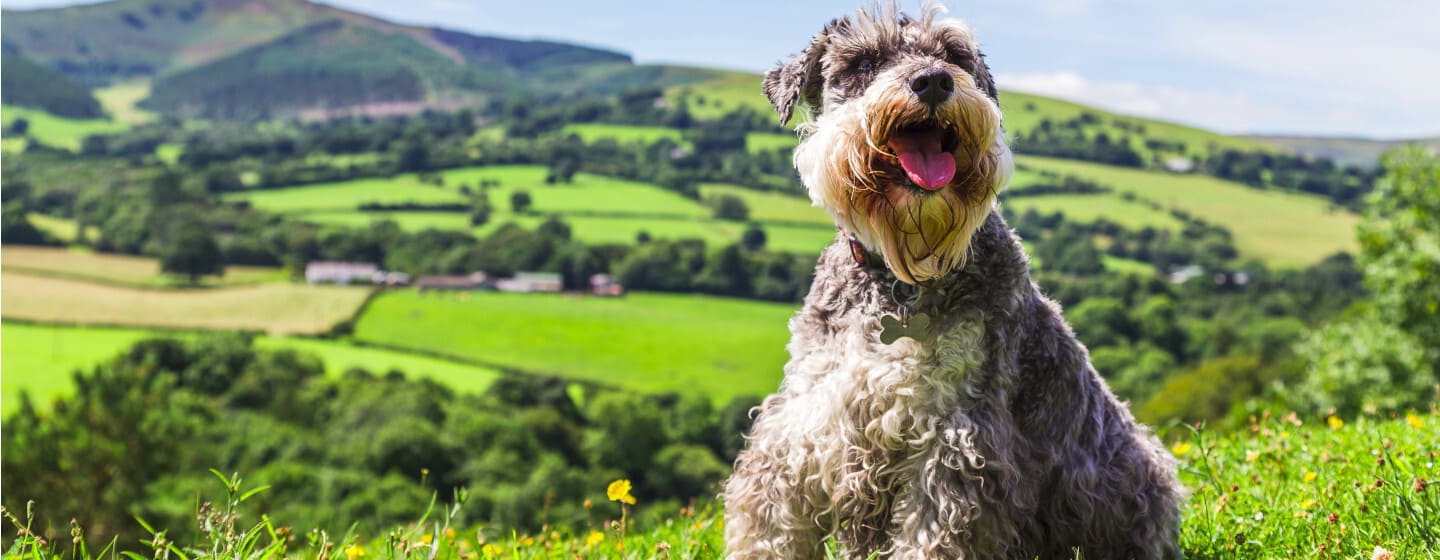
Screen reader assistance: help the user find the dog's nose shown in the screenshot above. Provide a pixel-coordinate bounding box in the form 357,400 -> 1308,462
909,69 -> 954,107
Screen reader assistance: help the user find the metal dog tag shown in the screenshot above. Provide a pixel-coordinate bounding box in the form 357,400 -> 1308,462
880,312 -> 930,344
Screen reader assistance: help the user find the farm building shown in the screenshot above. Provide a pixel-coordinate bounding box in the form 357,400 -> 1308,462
589,274 -> 624,297
495,272 -> 563,293
306,262 -> 378,285
416,272 -> 491,292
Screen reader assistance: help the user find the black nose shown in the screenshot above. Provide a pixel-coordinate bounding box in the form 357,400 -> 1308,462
910,69 -> 954,107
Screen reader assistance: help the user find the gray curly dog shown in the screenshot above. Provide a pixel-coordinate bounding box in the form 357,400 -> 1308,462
722,4 -> 1184,558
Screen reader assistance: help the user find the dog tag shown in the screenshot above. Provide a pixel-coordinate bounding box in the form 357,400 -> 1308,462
880,312 -> 930,344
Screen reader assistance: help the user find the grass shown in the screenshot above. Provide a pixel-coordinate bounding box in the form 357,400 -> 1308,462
0,104 -> 129,151
746,131 -> 798,152
229,178 -> 468,213
92,81 -> 159,125
1001,193 -> 1185,231
25,213 -> 98,244
697,183 -> 827,226
354,290 -> 794,403
561,123 -> 685,146
0,271 -> 370,335
1,245 -> 285,288
6,408 -> 1435,558
1017,156 -> 1360,267
0,322 -> 501,414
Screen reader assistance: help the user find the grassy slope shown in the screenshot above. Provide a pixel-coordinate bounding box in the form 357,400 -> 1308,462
1018,156 -> 1359,267
0,322 -> 501,413
2,245 -> 284,288
1001,194 -> 1184,231
0,271 -> 369,335
1,104 -> 129,151
354,290 -> 794,403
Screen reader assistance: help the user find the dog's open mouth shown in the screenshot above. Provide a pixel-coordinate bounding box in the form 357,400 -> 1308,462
884,120 -> 961,191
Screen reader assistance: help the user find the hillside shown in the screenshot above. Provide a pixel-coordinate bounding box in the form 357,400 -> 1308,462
1245,134 -> 1440,167
0,53 -> 103,118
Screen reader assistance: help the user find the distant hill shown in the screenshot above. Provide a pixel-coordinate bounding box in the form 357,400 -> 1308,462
1243,135 -> 1440,167
3,0 -> 724,120
0,53 -> 103,118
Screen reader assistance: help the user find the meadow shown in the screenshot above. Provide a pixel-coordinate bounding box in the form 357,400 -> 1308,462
6,409 -> 1434,559
353,290 -> 795,403
1018,155 -> 1360,267
0,271 -> 370,334
0,322 -> 501,412
1001,193 -> 1185,231
0,104 -> 130,151
2,245 -> 285,288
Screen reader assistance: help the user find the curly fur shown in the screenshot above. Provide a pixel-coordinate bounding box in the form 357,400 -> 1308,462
724,4 -> 1183,558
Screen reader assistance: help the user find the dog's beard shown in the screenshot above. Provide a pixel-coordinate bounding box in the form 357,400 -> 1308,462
795,69 -> 1013,285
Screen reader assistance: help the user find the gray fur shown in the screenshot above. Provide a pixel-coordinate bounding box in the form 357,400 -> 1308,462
726,4 -> 1182,559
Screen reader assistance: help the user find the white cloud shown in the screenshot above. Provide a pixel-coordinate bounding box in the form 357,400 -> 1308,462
995,71 -> 1373,136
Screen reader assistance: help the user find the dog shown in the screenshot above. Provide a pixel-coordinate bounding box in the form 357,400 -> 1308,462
722,4 -> 1183,559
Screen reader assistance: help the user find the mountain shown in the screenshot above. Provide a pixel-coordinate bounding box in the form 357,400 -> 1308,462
0,52 -> 103,118
1243,135 -> 1440,167
3,0 -> 722,120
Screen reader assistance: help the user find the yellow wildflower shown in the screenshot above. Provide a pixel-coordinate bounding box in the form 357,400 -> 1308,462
1304,471 -> 1318,483
1327,415 -> 1343,430
344,544 -> 365,560
1171,442 -> 1192,456
585,531 -> 605,547
522,536 -> 535,546
421,534 -> 433,545
481,544 -> 501,557
1301,498 -> 1314,509
1245,450 -> 1260,463
445,528 -> 456,539
1407,412 -> 1424,429
607,479 -> 637,504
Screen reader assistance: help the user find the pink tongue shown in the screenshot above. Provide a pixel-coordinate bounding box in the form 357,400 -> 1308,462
888,130 -> 955,190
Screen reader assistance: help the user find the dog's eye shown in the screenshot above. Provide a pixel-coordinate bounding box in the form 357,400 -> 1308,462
856,58 -> 875,72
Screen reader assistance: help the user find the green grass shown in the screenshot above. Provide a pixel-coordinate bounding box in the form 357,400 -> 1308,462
7,408 -> 1435,558
561,123 -> 685,146
1,245 -> 284,288
25,213 -> 98,244
0,271 -> 370,335
300,210 -> 474,231
666,70 -> 775,120
746,131 -> 797,152
1103,255 -> 1157,276
1002,194 -> 1184,231
230,178 -> 468,213
697,183 -> 827,226
0,322 -> 501,414
354,290 -> 794,403
0,104 -> 129,151
1017,156 -> 1360,267
999,91 -> 1278,159
92,81 -> 159,125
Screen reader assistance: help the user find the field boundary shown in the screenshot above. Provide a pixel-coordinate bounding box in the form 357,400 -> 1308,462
0,264 -> 277,291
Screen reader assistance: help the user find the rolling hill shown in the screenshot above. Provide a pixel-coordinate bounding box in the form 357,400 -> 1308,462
0,52 -> 103,118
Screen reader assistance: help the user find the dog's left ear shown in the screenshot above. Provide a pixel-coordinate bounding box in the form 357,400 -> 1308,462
972,50 -> 999,102
763,17 -> 846,125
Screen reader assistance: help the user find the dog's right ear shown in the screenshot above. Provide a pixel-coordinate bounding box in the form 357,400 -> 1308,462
763,17 -> 846,125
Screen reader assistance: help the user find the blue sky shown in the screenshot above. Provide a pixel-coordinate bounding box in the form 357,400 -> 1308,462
8,0 -> 1437,139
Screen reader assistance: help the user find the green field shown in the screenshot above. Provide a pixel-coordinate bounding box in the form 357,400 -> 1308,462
92,81 -> 159,125
698,183 -> 827,225
1,245 -> 285,288
1002,194 -> 1184,231
746,131 -> 798,152
231,177 -> 468,213
1,104 -> 130,151
0,271 -> 370,335
561,123 -> 685,146
25,213 -> 98,244
354,290 -> 795,403
1018,156 -> 1359,267
1,322 -> 501,413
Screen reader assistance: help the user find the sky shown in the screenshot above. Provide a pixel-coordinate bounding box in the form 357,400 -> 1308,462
7,0 -> 1438,139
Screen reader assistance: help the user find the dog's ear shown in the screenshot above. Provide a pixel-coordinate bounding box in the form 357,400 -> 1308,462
972,50 -> 999,102
763,17 -> 846,125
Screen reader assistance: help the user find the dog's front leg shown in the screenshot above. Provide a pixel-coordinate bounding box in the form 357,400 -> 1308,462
723,400 -> 829,559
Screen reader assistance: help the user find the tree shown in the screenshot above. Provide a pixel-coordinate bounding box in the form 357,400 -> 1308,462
712,194 -> 749,221
159,211 -> 225,283
511,190 -> 533,213
1294,147 -> 1440,416
741,223 -> 767,251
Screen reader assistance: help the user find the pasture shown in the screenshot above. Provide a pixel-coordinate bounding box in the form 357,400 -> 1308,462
230,177 -> 468,213
1001,194 -> 1185,231
0,271 -> 370,334
561,123 -> 685,146
354,290 -> 796,403
0,104 -> 130,151
1,245 -> 285,287
0,322 -> 501,412
1017,156 -> 1360,267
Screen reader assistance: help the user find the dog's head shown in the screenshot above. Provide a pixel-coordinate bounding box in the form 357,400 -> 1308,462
768,3 -> 1013,285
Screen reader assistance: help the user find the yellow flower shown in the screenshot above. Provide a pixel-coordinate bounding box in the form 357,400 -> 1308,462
481,544 -> 501,557
1327,415 -> 1344,430
522,536 -> 535,546
421,534 -> 433,545
1245,450 -> 1260,463
1304,471 -> 1318,483
607,479 -> 637,504
1171,442 -> 1192,456
445,528 -> 456,539
585,531 -> 605,547
344,544 -> 365,560
1407,412 -> 1424,429
1300,498 -> 1315,509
